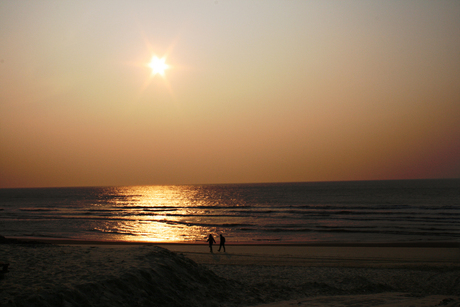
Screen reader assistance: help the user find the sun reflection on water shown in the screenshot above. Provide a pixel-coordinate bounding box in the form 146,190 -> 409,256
92,185 -> 228,242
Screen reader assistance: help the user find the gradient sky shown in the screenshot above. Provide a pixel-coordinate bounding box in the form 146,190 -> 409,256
1,1 -> 459,188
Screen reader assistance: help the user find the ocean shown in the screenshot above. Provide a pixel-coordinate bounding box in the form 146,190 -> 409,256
0,179 -> 459,244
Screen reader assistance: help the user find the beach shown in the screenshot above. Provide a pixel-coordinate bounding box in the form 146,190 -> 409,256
1,240 -> 459,306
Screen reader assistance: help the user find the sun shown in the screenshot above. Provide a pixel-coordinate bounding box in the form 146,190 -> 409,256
148,56 -> 169,76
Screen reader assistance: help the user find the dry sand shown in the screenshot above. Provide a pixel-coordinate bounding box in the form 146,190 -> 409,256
1,240 -> 459,306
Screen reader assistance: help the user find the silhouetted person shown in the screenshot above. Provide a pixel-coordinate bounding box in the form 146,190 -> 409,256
207,234 -> 216,253
218,234 -> 226,252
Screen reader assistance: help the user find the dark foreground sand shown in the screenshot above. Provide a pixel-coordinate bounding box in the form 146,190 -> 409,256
1,240 -> 459,306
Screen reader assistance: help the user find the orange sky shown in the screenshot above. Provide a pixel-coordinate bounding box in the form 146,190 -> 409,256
1,1 -> 459,188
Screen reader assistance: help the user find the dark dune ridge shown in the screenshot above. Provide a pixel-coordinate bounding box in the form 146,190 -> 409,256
1,246 -> 251,307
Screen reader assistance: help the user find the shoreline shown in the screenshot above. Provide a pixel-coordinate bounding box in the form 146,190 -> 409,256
3,236 -> 459,248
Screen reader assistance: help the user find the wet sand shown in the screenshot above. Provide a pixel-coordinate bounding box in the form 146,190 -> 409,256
156,242 -> 460,268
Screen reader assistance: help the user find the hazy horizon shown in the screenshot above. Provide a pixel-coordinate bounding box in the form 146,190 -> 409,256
1,1 -> 459,188
2,177 -> 459,191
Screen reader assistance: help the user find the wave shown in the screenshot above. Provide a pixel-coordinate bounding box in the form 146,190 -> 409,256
19,208 -> 59,212
153,220 -> 255,228
89,228 -> 141,236
19,232 -> 71,239
240,227 -> 460,238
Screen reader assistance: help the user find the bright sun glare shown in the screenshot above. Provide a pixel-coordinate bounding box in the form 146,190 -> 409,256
148,56 -> 169,76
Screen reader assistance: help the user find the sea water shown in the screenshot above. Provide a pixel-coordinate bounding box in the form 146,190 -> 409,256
0,179 -> 459,243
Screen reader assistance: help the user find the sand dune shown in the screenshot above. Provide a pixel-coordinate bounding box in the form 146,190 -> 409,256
1,242 -> 459,306
1,244 -> 252,306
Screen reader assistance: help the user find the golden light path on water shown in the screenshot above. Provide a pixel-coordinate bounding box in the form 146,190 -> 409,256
93,186 -> 228,243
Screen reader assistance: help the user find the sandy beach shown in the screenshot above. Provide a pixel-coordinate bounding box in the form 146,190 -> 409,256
1,239 -> 459,306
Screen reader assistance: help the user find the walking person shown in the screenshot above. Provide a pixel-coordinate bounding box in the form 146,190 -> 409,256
218,234 -> 226,252
207,234 -> 216,253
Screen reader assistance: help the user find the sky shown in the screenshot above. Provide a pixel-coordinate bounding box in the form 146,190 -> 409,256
1,1 -> 459,188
